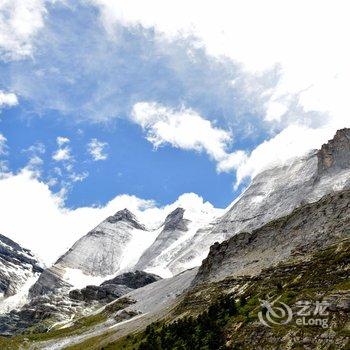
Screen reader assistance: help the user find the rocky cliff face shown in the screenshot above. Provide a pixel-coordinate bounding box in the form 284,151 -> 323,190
192,189 -> 350,286
29,209 -> 154,298
172,129 -> 350,271
317,128 -> 350,176
0,234 -> 44,313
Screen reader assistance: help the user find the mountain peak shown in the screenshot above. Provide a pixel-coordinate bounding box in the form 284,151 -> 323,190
163,207 -> 188,231
317,128 -> 350,176
106,208 -> 145,230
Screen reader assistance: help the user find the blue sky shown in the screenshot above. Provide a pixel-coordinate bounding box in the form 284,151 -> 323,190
0,0 -> 348,261
1,107 -> 244,208
0,1 -> 275,209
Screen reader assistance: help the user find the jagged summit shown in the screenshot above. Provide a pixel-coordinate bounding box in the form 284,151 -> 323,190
106,208 -> 145,230
30,209 -> 156,295
317,128 -> 350,176
163,208 -> 189,232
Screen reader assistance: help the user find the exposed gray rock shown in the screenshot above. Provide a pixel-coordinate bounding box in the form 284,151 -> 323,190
0,288 -> 84,335
101,270 -> 161,289
192,189 -> 350,285
105,208 -> 145,230
69,270 -> 161,303
317,128 -> 350,176
170,129 -> 350,272
134,208 -> 190,273
163,208 -> 189,232
69,284 -> 133,303
0,270 -> 161,335
29,265 -> 71,299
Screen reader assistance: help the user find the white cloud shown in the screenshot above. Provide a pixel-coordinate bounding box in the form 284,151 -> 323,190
87,138 -> 108,161
19,142 -> 46,178
0,91 -> 18,107
52,147 -> 72,162
56,136 -> 70,147
93,0 -> 350,179
132,102 -> 246,172
235,124 -> 340,187
52,137 -> 72,162
0,169 -> 220,264
68,171 -> 89,183
216,151 -> 248,173
0,0 -> 47,60
92,0 -> 350,125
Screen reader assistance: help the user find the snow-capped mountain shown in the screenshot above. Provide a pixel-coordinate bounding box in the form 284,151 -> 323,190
29,128 -> 350,297
1,128 -> 349,342
30,203 -> 222,297
30,209 -> 158,296
0,234 -> 44,313
167,128 -> 350,270
134,206 -> 220,277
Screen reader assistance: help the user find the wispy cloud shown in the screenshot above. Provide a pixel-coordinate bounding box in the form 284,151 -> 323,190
91,0 -> 350,183
22,141 -> 46,177
2,1 -> 273,133
0,0 -> 47,60
1,0 -> 348,191
26,142 -> 45,155
87,138 -> 108,161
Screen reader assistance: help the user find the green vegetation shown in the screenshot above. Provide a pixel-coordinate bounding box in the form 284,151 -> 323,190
138,294 -> 237,350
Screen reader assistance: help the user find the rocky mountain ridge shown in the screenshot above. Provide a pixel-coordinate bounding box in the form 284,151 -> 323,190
170,128 -> 350,270
28,129 -> 350,296
0,234 -> 44,314
192,188 -> 350,286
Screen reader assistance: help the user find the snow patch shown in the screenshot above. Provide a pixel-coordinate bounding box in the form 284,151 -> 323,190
0,274 -> 39,314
